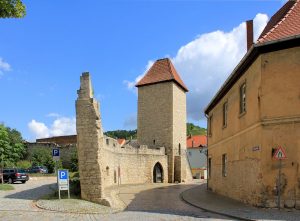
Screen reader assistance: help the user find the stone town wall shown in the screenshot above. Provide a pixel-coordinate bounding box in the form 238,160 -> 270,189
76,73 -> 171,204
101,137 -> 168,188
76,73 -> 104,204
36,135 -> 77,146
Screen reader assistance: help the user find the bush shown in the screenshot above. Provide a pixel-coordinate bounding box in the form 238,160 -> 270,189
70,172 -> 80,196
70,150 -> 78,172
16,160 -> 31,169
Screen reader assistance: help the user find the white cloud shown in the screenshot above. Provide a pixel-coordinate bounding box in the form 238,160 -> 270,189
46,113 -> 61,118
28,116 -> 76,139
123,60 -> 154,93
0,58 -> 11,78
28,120 -> 50,139
123,114 -> 137,129
173,13 -> 268,121
125,13 -> 268,122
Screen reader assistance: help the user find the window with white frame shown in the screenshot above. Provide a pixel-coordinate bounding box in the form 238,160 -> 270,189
223,101 -> 228,127
240,83 -> 246,114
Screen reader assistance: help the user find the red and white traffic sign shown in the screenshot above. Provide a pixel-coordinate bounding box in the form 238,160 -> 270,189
273,146 -> 287,160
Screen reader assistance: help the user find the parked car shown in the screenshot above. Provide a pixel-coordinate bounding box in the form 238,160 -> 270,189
28,166 -> 48,174
0,168 -> 29,184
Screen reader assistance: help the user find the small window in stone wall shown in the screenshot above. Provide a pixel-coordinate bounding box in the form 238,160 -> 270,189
179,143 -> 181,155
106,166 -> 109,176
208,157 -> 212,178
106,139 -> 109,145
153,139 -> 156,145
114,170 -> 117,183
222,154 -> 227,177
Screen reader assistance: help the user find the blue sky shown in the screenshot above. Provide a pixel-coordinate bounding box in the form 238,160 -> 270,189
0,0 -> 285,141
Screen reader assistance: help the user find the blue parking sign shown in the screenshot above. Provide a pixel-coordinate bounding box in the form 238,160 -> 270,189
58,169 -> 70,199
59,170 -> 68,180
52,148 -> 60,157
52,148 -> 60,161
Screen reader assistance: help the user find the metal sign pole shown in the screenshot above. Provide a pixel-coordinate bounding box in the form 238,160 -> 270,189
278,159 -> 282,210
68,174 -> 70,199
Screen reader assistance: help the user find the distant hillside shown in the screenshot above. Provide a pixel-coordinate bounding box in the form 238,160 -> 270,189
104,130 -> 137,140
105,123 -> 206,139
187,123 -> 207,136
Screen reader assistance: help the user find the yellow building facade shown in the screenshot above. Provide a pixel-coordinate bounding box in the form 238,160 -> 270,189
205,1 -> 300,208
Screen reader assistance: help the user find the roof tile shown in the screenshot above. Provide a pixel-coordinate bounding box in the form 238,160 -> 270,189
258,0 -> 300,43
187,135 -> 207,148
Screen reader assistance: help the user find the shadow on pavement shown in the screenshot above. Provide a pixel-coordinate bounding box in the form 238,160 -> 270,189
4,183 -> 57,200
124,183 -> 234,220
181,183 -> 300,221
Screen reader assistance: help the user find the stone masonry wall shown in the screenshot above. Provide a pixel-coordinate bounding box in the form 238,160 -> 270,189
172,83 -> 193,182
137,82 -> 174,182
101,143 -> 168,188
76,73 -> 104,203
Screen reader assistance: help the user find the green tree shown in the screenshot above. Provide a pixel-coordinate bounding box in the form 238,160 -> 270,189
187,123 -> 207,136
31,148 -> 62,173
0,124 -> 11,167
0,0 -> 26,18
104,129 -> 137,140
70,150 -> 78,172
0,124 -> 25,166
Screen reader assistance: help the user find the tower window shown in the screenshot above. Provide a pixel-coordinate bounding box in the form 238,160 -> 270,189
153,139 -> 156,145
178,143 -> 181,155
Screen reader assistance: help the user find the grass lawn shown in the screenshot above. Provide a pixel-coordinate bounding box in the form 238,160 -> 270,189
29,173 -> 56,177
0,184 -> 15,191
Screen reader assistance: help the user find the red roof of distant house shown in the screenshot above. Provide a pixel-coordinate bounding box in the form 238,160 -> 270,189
135,58 -> 188,92
187,135 -> 207,148
258,0 -> 300,43
117,139 -> 126,146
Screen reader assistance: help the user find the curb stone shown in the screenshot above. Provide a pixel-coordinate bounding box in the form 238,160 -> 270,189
180,186 -> 253,221
35,199 -> 121,215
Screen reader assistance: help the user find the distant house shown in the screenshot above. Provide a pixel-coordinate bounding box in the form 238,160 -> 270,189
186,135 -> 207,179
205,0 -> 300,208
117,138 -> 126,147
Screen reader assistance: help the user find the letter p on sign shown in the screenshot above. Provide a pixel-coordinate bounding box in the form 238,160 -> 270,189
52,148 -> 60,161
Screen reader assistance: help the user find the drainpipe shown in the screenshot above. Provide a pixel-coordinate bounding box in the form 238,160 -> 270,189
205,113 -> 209,190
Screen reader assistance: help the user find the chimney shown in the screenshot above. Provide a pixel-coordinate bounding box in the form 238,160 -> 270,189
246,20 -> 253,51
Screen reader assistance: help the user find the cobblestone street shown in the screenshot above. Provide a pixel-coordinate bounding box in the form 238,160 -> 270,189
0,178 -> 231,221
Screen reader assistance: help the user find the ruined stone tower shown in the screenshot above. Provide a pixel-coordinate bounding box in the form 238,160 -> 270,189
136,58 -> 191,183
76,72 -> 104,203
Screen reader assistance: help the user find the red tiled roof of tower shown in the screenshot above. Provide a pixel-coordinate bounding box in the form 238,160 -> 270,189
135,58 -> 188,92
257,0 -> 300,43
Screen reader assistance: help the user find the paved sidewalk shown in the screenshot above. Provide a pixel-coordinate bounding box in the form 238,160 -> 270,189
181,183 -> 300,221
36,199 -> 118,214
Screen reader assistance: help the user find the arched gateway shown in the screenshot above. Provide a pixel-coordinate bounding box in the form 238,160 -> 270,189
153,162 -> 163,183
